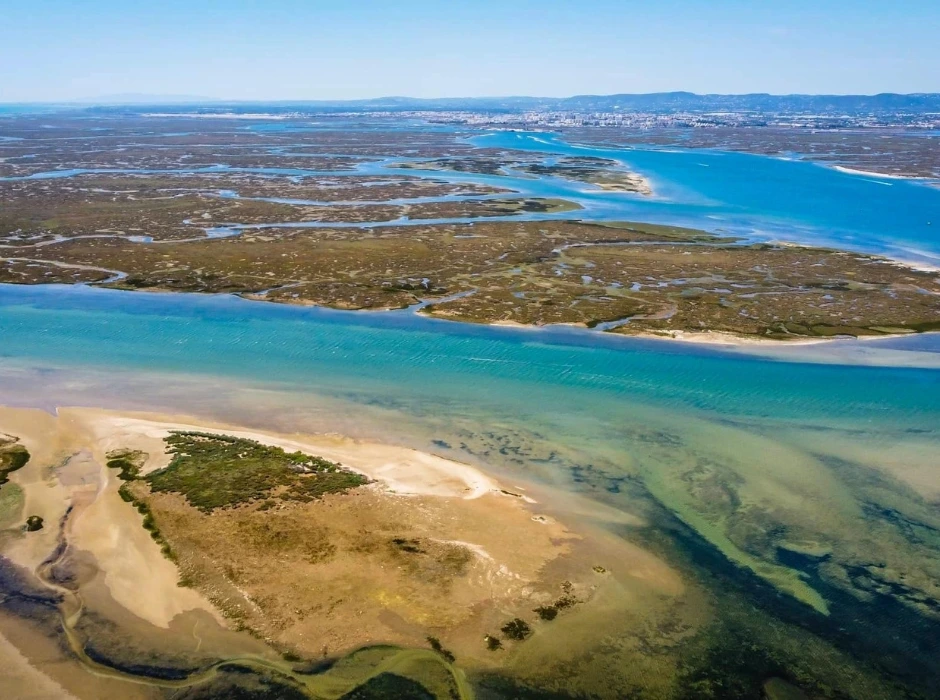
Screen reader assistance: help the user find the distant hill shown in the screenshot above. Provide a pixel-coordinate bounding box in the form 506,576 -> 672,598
312,92 -> 940,114
19,92 -> 940,115
552,92 -> 940,113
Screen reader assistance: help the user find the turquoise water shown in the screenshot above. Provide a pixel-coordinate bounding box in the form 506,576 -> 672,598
2,283 -> 937,426
469,131 -> 940,264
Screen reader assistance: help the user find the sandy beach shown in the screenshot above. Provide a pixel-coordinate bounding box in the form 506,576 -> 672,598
71,408 -> 500,499
831,165 -> 936,181
0,628 -> 79,700
487,316 -> 940,355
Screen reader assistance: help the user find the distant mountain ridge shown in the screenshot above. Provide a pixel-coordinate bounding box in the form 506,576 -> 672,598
553,92 -> 940,113
14,92 -> 940,115
296,92 -> 940,113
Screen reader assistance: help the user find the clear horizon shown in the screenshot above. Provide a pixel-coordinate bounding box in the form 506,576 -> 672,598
1,0 -> 938,103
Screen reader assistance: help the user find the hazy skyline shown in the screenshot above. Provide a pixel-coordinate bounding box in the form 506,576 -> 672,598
1,0 -> 938,103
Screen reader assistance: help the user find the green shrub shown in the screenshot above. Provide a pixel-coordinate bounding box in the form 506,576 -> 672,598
534,606 -> 558,621
117,480 -> 176,562
426,636 -> 456,663
106,451 -> 144,481
500,618 -> 532,641
0,444 -> 30,486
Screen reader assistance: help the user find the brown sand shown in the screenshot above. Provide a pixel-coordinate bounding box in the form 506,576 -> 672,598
0,628 -> 79,700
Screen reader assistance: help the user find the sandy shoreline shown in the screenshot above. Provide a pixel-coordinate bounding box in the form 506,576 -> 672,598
477,319 -> 940,368
486,318 -> 940,349
830,165 -> 938,182
627,329 -> 834,346
73,408 -> 499,500
623,327 -> 930,347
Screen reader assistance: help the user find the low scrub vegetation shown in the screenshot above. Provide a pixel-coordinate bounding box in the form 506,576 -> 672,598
147,431 -> 369,512
0,437 -> 30,486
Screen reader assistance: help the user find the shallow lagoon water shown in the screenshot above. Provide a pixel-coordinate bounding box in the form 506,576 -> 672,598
2,283 -> 937,425
469,131 -> 940,265
1,282 -> 939,696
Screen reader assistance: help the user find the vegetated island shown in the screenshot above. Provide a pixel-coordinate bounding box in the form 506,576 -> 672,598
0,406 -> 634,699
392,155 -> 653,194
2,202 -> 937,342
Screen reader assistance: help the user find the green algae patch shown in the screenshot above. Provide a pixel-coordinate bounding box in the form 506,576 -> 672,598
0,482 -> 24,529
776,541 -> 832,562
623,419 -> 856,618
304,645 -> 468,700
0,438 -> 30,531
147,431 -> 369,512
642,471 -> 830,616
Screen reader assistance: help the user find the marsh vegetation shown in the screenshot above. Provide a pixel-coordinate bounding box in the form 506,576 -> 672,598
1,116 -> 935,340
0,435 -> 30,486
147,432 -> 369,512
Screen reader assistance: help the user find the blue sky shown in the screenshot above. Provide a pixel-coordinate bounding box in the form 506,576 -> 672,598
1,0 -> 937,102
